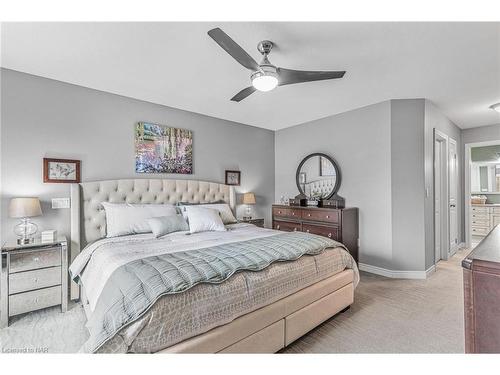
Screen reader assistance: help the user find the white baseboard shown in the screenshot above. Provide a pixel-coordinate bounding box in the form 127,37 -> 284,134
359,263 -> 435,280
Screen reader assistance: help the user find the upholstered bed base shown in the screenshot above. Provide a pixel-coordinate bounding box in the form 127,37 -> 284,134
156,269 -> 354,353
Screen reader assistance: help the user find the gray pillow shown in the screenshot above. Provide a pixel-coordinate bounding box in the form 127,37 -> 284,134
147,215 -> 189,238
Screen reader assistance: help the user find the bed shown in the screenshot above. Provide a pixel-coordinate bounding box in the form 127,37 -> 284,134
69,179 -> 359,353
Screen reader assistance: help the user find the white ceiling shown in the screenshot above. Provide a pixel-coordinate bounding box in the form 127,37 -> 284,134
1,22 -> 499,130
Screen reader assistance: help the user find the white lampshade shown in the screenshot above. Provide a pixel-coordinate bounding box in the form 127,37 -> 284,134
242,193 -> 256,205
9,197 -> 42,218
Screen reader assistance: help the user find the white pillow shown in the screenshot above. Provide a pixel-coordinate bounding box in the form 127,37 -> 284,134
102,202 -> 177,237
185,206 -> 226,234
201,203 -> 237,224
179,203 -> 237,224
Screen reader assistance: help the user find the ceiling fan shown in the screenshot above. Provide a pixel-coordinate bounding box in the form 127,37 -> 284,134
207,27 -> 346,102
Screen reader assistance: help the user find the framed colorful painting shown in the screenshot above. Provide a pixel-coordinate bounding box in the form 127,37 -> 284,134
135,122 -> 193,174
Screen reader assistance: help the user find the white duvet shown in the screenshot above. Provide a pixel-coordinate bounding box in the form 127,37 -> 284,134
69,223 -> 280,312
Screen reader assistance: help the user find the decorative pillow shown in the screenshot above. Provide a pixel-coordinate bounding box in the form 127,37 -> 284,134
101,202 -> 177,237
185,206 -> 226,234
147,215 -> 189,238
178,202 -> 236,224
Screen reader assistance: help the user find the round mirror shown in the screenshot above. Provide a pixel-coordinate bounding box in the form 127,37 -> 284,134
296,153 -> 341,200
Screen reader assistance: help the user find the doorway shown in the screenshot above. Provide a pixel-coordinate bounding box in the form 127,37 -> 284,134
434,130 -> 459,263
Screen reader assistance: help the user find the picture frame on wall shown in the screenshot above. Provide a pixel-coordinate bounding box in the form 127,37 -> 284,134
225,170 -> 241,186
43,158 -> 81,183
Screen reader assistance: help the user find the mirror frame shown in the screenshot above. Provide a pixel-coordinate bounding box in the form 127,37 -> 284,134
295,152 -> 341,200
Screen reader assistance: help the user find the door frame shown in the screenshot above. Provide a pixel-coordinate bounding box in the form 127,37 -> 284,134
448,137 -> 459,257
464,139 -> 500,249
434,129 -> 449,262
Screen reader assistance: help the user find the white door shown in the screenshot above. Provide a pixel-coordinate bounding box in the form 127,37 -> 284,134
449,138 -> 458,254
434,139 -> 442,263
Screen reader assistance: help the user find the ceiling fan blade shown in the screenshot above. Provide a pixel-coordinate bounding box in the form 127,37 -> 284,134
278,68 -> 346,86
231,86 -> 257,102
208,28 -> 260,71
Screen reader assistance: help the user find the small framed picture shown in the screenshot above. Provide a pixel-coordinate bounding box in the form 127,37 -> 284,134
225,170 -> 241,186
43,158 -> 81,183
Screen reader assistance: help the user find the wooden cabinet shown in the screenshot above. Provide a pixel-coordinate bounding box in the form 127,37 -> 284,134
271,205 -> 358,262
463,225 -> 500,353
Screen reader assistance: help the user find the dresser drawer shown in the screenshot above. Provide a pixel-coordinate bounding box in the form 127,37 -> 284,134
9,267 -> 61,295
302,209 -> 339,224
9,285 -> 61,316
472,206 -> 489,214
471,218 -> 490,226
302,223 -> 340,241
471,213 -> 489,221
471,227 -> 490,236
273,220 -> 302,232
9,247 -> 61,273
491,207 -> 500,214
272,207 -> 301,219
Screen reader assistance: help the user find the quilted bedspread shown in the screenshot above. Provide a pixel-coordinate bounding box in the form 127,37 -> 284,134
79,231 -> 355,352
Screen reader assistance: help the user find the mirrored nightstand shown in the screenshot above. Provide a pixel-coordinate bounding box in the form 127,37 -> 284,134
1,236 -> 68,328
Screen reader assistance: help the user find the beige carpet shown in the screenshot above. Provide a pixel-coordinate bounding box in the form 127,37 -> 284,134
0,250 -> 467,353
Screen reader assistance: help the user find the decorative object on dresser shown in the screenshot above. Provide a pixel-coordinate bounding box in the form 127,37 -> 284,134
470,204 -> 500,238
242,192 -> 256,219
43,158 -> 80,183
238,217 -> 264,228
295,153 -> 345,208
1,237 -> 68,328
462,225 -> 500,352
41,230 -> 57,243
135,122 -> 193,174
272,205 -> 359,262
225,170 -> 241,186
8,197 -> 43,245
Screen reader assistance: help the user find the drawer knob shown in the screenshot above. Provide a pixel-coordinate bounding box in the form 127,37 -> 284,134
33,257 -> 40,262
294,228 -> 297,232
278,211 -> 281,214
326,215 -> 330,219
307,213 -> 311,217
34,298 -> 39,303
328,233 -> 332,238
292,212 -> 295,216
276,225 -> 280,230
306,229 -> 310,233
33,278 -> 38,283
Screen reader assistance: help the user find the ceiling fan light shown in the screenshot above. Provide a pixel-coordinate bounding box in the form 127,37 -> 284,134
252,75 -> 278,92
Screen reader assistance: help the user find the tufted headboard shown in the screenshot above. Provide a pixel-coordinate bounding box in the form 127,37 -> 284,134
304,179 -> 336,198
69,178 -> 235,300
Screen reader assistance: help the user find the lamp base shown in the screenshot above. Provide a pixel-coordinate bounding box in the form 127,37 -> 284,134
17,237 -> 34,245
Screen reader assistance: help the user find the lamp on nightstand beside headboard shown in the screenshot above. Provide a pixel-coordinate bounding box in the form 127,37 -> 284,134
242,192 -> 256,220
8,197 -> 42,244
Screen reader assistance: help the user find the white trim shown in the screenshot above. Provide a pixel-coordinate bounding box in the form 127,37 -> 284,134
359,263 -> 434,280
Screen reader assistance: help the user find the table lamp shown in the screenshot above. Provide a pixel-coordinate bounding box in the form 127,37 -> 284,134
9,197 -> 42,244
242,192 -> 256,220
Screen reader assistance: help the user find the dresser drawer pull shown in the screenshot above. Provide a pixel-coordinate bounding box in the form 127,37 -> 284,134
306,229 -> 310,233
33,257 -> 40,262
307,213 -> 311,217
326,215 -> 330,219
276,225 -> 280,230
328,233 -> 332,238
278,211 -> 281,214
293,228 -> 297,232
292,212 -> 295,216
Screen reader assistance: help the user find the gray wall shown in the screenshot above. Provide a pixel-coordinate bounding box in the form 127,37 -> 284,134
424,100 -> 464,269
391,99 -> 426,271
275,101 -> 394,269
0,69 -> 275,245
462,123 -> 500,145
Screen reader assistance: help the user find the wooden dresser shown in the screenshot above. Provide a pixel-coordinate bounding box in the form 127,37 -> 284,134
271,204 -> 359,262
462,225 -> 500,353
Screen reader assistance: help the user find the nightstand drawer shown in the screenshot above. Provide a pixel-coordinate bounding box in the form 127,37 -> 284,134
9,285 -> 61,316
9,267 -> 61,295
9,247 -> 61,273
